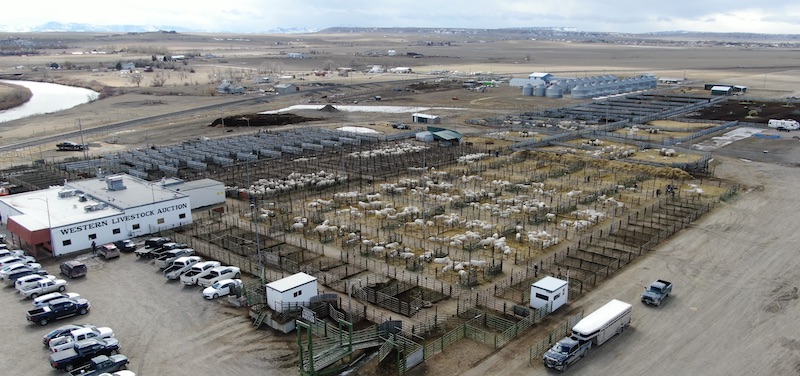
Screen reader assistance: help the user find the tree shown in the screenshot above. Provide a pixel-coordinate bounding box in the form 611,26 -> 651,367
115,62 -> 122,70
130,73 -> 143,87
322,60 -> 336,71
151,72 -> 167,87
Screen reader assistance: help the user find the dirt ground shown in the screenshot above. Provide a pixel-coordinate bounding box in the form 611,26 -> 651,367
0,247 -> 298,375
457,153 -> 800,376
2,30 -> 800,375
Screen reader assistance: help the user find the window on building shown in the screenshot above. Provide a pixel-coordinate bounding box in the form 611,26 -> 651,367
293,290 -> 303,297
132,224 -> 140,230
535,293 -> 549,301
113,228 -> 121,234
88,234 -> 97,240
157,218 -> 165,224
62,240 -> 72,246
179,213 -> 187,219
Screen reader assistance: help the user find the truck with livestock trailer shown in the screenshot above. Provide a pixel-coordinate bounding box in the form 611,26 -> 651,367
543,299 -> 632,371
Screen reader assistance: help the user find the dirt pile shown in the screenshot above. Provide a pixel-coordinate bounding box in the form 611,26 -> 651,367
209,113 -> 324,127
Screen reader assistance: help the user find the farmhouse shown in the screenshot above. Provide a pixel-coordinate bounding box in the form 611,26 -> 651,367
528,72 -> 553,83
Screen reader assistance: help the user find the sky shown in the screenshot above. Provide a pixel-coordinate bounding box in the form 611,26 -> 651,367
3,0 -> 800,34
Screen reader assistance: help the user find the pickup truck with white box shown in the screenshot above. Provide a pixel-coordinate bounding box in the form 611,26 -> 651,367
641,279 -> 673,306
197,266 -> 241,287
50,326 -> 115,353
163,256 -> 202,280
19,278 -> 67,299
180,261 -> 221,285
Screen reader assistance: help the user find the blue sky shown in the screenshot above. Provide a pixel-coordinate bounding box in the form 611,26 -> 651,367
3,0 -> 800,34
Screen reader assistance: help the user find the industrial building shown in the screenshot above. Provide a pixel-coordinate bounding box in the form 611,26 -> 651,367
411,113 -> 441,124
0,174 -> 224,257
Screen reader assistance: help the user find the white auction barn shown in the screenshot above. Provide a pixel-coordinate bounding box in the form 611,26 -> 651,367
265,272 -> 318,313
0,174 -> 223,257
530,276 -> 569,312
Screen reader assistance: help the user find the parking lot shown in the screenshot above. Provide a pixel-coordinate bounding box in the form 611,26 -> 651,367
0,240 -> 298,375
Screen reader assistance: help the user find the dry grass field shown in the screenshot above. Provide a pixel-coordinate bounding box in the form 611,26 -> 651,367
1,30 -> 800,376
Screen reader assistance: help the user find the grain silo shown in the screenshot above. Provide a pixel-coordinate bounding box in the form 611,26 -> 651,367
534,85 -> 547,97
545,85 -> 563,98
522,84 -> 534,96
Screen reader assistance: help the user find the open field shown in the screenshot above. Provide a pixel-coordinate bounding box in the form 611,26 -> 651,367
1,30 -> 800,376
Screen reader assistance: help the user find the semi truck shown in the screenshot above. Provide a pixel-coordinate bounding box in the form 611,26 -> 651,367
542,299 -> 632,371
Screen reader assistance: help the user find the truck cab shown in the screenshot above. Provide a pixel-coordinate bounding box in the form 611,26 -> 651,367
543,336 -> 592,371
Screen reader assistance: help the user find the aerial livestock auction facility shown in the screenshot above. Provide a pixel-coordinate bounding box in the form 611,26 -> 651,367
0,174 -> 224,256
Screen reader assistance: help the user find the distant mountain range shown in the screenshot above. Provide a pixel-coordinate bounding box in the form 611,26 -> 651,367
0,22 -> 319,34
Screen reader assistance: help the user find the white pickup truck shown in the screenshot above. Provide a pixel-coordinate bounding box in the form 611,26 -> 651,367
180,261 -> 221,285
20,278 -> 68,299
197,266 -> 241,287
49,326 -> 115,353
163,256 -> 202,280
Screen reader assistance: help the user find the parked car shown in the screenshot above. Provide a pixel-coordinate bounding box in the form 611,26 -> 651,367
0,262 -> 41,280
19,278 -> 68,299
149,242 -> 189,258
50,326 -> 115,353
144,237 -> 172,249
154,248 -> 195,269
33,292 -> 81,308
163,256 -> 202,280
43,324 -> 97,346
56,141 -> 88,151
97,243 -> 120,260
61,260 -> 88,278
197,266 -> 241,287
67,354 -> 128,376
15,274 -> 57,290
49,337 -> 120,372
113,239 -> 137,253
0,255 -> 35,268
0,248 -> 25,259
27,297 -> 91,326
180,261 -> 221,286
203,278 -> 243,299
4,267 -> 49,286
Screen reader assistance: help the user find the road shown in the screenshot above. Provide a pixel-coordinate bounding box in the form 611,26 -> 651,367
462,155 -> 800,376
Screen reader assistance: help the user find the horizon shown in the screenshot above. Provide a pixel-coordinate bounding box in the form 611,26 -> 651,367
2,1 -> 800,35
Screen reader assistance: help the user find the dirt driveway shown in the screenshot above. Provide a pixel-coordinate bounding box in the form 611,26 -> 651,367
457,154 -> 800,376
0,248 -> 297,375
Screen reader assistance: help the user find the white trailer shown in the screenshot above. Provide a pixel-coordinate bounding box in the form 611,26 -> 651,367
768,119 -> 800,130
571,299 -> 632,346
530,276 -> 568,312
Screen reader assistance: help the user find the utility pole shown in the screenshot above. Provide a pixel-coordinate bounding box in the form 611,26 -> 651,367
77,119 -> 88,160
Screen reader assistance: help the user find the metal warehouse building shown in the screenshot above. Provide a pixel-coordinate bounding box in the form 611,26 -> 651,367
0,174 -> 222,257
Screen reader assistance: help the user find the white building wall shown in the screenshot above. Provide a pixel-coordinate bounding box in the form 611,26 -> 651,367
266,280 -> 318,313
51,197 -> 191,256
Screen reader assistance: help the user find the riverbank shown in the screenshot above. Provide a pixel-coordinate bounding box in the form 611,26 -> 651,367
0,82 -> 32,111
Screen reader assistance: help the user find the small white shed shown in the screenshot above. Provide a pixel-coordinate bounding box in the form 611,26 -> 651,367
530,276 -> 568,311
265,272 -> 317,312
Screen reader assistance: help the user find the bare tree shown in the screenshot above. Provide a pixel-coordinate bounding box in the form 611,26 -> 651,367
151,72 -> 167,87
322,59 -> 336,71
130,73 -> 144,87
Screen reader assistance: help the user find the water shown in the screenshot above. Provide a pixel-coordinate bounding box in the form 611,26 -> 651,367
0,80 -> 100,123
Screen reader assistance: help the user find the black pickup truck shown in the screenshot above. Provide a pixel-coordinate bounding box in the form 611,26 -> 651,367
56,142 -> 87,151
67,354 -> 129,376
50,338 -> 121,372
26,297 -> 90,326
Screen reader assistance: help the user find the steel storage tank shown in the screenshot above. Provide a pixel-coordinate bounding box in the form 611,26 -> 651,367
534,85 -> 547,97
571,84 -> 590,99
522,84 -> 534,96
545,85 -> 563,98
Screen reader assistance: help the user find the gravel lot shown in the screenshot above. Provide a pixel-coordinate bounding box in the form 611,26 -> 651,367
459,154 -> 800,376
0,245 -> 297,375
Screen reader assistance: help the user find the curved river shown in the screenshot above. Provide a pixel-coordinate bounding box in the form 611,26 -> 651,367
0,80 -> 100,123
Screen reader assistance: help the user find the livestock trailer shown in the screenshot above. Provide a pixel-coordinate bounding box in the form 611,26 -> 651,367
572,299 -> 632,346
530,276 -> 568,312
